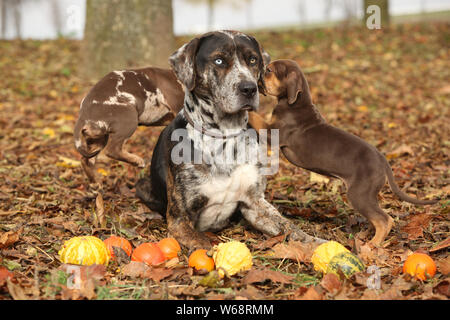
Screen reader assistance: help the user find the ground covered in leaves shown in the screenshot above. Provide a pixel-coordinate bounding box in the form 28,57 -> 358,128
0,22 -> 449,300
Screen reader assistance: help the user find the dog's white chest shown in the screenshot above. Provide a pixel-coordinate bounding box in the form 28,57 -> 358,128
195,164 -> 259,231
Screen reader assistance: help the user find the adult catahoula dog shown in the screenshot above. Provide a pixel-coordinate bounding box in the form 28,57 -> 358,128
136,31 -> 324,249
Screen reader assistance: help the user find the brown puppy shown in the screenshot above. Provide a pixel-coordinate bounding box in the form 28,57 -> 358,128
74,67 -> 184,183
250,59 -> 438,245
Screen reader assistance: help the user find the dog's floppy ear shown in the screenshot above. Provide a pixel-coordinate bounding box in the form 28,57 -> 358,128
169,38 -> 200,92
257,47 -> 271,95
286,71 -> 302,105
262,49 -> 271,66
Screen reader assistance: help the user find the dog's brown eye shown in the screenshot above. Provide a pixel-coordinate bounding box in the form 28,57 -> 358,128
249,57 -> 257,65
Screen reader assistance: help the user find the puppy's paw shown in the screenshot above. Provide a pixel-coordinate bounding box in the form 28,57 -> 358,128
136,158 -> 146,168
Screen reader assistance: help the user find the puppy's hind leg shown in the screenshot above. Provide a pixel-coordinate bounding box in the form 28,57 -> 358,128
81,156 -> 98,184
103,112 -> 145,168
241,198 -> 326,244
347,180 -> 394,246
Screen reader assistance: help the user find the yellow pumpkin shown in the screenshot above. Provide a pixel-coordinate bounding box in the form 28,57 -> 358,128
311,241 -> 350,273
213,241 -> 252,278
58,236 -> 110,266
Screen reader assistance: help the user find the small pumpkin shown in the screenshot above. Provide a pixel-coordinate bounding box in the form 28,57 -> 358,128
213,241 -> 252,278
103,236 -> 133,259
58,236 -> 110,266
402,252 -> 436,281
326,252 -> 365,278
131,243 -> 165,266
311,241 -> 350,273
188,249 -> 215,272
157,238 -> 181,260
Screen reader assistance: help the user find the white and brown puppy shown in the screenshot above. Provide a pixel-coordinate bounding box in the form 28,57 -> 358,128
74,67 -> 184,183
136,31 -> 324,249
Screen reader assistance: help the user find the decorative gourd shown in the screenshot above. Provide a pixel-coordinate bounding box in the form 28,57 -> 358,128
103,236 -> 133,259
157,238 -> 181,260
58,236 -> 110,266
311,241 -> 350,273
213,241 -> 252,278
131,243 -> 165,266
402,252 -> 436,281
326,252 -> 365,278
188,249 -> 215,272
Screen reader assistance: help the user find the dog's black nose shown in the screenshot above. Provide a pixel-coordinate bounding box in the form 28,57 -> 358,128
238,81 -> 257,98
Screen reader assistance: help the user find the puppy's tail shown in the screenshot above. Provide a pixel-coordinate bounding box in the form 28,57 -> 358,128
74,120 -> 109,159
385,160 -> 438,205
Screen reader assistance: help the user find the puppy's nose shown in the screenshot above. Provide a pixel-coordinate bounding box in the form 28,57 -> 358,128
238,81 -> 257,98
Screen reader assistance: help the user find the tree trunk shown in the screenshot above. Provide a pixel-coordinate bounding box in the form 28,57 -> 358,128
363,0 -> 389,28
1,0 -> 6,39
83,0 -> 175,80
206,0 -> 214,30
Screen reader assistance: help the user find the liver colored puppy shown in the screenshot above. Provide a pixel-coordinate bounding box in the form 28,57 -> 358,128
250,59 -> 438,245
74,67 -> 184,183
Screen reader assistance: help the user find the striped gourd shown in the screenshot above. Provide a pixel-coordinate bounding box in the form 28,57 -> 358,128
58,236 -> 110,266
326,252 -> 365,278
311,241 -> 351,273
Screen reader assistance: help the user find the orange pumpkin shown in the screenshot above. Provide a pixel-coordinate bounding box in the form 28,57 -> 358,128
131,243 -> 165,266
104,236 -> 133,259
188,249 -> 215,272
157,238 -> 181,260
403,252 -> 436,280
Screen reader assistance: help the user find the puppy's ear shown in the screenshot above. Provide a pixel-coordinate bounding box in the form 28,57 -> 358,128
169,38 -> 200,92
286,71 -> 302,105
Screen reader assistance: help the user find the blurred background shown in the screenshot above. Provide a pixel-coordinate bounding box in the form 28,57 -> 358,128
1,0 -> 450,38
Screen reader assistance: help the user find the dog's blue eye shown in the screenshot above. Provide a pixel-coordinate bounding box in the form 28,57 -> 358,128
214,58 -> 223,65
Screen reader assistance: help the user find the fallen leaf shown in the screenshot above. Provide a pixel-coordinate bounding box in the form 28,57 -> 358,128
56,156 -> 81,168
121,261 -> 150,278
145,267 -> 173,282
59,264 -> 106,300
401,213 -> 432,240
386,144 -> 414,160
267,241 -> 316,262
42,127 -> 55,138
310,172 -> 330,184
295,286 -> 323,300
433,279 -> 450,298
112,246 -> 131,265
436,256 -> 450,275
320,273 -> 341,293
95,193 -> 106,228
253,234 -> 286,250
0,228 -> 22,249
429,237 -> 450,252
242,268 -> 294,285
6,279 -> 28,300
121,261 -> 173,282
198,270 -> 222,288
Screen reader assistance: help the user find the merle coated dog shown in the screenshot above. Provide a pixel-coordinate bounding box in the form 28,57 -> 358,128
136,31 -> 324,249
